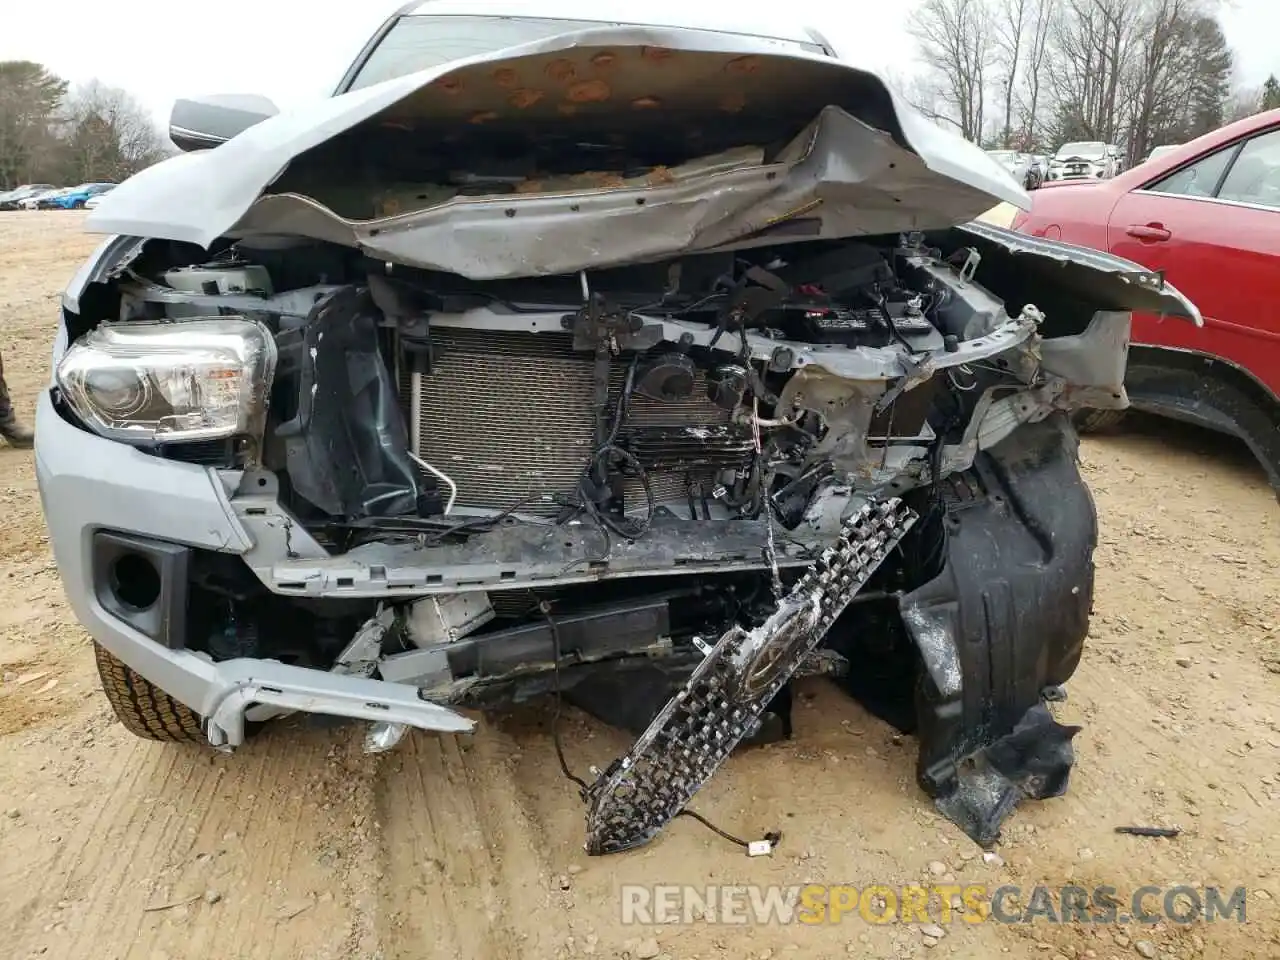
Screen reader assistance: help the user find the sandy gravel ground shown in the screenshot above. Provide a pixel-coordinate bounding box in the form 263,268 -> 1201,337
1,213 -> 1277,960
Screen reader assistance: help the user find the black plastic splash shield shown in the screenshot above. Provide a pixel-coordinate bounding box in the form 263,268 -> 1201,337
584,497 -> 916,855
272,286 -> 421,520
901,415 -> 1094,845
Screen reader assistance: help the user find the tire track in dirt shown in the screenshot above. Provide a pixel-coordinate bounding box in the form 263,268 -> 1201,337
21,738 -> 189,954
374,724 -> 570,960
987,654 -> 1280,960
3,712 -> 144,940
7,722 -> 379,960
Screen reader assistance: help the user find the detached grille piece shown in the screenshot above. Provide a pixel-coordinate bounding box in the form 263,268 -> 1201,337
585,497 -> 917,855
410,330 -> 733,516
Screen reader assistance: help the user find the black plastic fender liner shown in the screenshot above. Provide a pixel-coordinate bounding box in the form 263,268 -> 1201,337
900,414 -> 1094,845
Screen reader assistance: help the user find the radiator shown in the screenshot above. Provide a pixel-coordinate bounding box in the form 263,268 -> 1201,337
408,329 -> 733,516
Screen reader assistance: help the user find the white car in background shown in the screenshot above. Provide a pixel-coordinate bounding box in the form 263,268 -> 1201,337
19,187 -> 64,209
1047,142 -> 1123,181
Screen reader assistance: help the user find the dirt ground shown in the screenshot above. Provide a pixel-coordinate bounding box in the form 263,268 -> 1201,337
1,212 -> 1277,960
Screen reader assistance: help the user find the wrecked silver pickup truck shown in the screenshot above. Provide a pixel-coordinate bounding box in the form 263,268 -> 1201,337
38,5 -> 1200,855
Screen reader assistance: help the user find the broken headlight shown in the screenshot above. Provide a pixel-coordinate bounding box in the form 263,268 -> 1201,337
56,318 -> 276,445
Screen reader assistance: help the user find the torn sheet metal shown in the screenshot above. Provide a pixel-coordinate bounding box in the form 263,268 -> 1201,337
955,220 -> 1202,324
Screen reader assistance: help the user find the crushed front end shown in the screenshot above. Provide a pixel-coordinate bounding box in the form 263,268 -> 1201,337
44,28 -> 1201,852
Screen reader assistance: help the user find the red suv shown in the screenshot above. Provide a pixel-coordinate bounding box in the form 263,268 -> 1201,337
1010,110 -> 1280,498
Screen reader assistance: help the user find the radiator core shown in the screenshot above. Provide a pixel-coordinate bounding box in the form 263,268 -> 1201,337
409,329 -> 732,516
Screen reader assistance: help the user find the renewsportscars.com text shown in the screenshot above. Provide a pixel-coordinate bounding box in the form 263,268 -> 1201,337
620,884 -> 1248,926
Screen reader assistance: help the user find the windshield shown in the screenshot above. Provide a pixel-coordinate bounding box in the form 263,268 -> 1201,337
1056,142 -> 1106,159
345,14 -> 826,92
987,151 -> 1016,161
1147,145 -> 1178,161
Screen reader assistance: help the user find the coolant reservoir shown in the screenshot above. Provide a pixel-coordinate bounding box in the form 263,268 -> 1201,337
163,263 -> 273,297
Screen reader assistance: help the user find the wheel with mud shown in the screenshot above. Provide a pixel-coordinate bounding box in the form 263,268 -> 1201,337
1072,408 -> 1127,433
94,642 -> 204,742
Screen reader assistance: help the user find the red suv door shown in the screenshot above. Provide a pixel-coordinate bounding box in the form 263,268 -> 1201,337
1106,125 -> 1280,397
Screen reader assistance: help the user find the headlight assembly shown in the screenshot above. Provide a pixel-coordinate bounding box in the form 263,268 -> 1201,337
55,317 -> 276,447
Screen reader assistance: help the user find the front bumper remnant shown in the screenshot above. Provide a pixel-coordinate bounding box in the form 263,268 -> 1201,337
202,658 -> 475,748
585,498 -> 916,855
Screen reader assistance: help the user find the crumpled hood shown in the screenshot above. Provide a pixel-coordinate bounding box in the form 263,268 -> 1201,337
85,25 -> 1029,280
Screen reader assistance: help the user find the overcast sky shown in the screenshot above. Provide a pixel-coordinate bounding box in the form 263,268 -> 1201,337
1,0 -> 1276,125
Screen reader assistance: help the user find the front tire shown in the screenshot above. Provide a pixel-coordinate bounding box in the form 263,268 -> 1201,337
94,642 -> 204,742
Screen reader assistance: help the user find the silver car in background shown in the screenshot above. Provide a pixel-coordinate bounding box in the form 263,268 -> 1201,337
1047,141 -> 1122,181
985,149 -> 1042,189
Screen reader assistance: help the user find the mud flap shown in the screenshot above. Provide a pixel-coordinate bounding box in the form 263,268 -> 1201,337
584,498 -> 916,855
901,415 -> 1094,845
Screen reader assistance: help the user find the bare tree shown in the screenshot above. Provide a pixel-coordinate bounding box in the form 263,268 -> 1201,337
1225,85 -> 1262,123
1017,0 -> 1053,148
991,0 -> 1030,146
57,80 -> 166,184
1109,1 -> 1231,160
1121,0 -> 1197,159
907,0 -> 994,142
1045,0 -> 1137,144
900,74 -> 969,134
1038,0 -> 1233,158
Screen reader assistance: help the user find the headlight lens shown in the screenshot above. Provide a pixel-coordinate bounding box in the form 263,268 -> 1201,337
56,317 -> 276,445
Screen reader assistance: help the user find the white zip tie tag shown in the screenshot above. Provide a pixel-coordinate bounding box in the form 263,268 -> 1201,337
747,839 -> 775,857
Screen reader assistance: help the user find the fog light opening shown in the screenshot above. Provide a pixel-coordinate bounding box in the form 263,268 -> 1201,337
110,553 -> 162,611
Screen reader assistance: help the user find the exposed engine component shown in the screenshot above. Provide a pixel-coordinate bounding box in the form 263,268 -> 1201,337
164,262 -> 274,297
621,424 -> 755,471
705,364 -> 749,411
410,329 -> 737,517
765,301 -> 934,346
635,352 -> 697,403
405,593 -> 495,647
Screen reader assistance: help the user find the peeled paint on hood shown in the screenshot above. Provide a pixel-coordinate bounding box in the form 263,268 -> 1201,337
85,24 -> 1030,280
